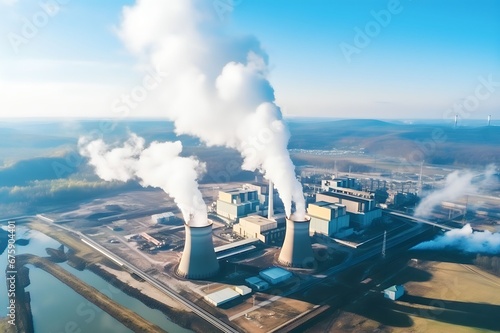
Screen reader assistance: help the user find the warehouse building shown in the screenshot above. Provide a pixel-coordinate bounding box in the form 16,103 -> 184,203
307,201 -> 352,237
384,285 -> 405,301
259,267 -> 292,285
204,288 -> 240,307
245,276 -> 269,291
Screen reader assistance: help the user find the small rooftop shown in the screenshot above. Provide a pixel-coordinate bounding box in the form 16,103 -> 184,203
205,288 -> 240,306
260,267 -> 292,280
311,201 -> 346,210
241,215 -> 276,225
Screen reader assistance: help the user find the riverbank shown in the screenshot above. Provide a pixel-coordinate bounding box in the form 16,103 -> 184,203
17,253 -> 167,333
89,263 -> 222,333
27,219 -> 221,333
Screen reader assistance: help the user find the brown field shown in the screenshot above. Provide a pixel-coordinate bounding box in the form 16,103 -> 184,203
0,318 -> 16,333
233,297 -> 315,333
310,260 -> 500,333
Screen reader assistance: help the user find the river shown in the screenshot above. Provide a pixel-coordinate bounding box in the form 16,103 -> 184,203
1,224 -> 192,333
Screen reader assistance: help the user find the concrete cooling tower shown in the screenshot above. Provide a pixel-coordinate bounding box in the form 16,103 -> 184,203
177,223 -> 219,279
278,215 -> 315,268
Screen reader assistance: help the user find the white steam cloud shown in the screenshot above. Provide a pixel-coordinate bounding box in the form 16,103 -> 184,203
79,134 -> 208,227
414,165 -> 497,218
412,224 -> 500,254
117,0 -> 306,219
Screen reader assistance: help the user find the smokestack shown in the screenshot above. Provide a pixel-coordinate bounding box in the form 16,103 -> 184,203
177,222 -> 219,279
278,215 -> 315,268
454,114 -> 458,128
268,180 -> 274,220
488,115 -> 491,126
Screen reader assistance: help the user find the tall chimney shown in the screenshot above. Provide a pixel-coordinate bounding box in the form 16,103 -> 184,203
177,222 -> 219,279
278,214 -> 315,268
268,180 -> 274,220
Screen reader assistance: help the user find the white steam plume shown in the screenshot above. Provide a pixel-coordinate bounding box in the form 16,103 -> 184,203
79,134 -> 208,227
412,224 -> 500,254
414,165 -> 497,218
117,0 -> 306,219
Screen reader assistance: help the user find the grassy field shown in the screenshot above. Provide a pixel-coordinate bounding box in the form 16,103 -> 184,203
311,259 -> 500,333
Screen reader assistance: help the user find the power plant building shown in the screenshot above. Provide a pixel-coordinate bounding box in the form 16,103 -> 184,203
151,212 -> 175,224
216,188 -> 260,221
322,177 -> 359,191
244,181 -> 282,215
307,201 -> 351,237
232,215 -> 285,244
316,189 -> 381,228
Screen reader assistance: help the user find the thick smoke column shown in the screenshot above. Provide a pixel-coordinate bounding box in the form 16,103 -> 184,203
118,0 -> 306,218
412,224 -> 500,254
414,165 -> 496,218
79,134 -> 208,227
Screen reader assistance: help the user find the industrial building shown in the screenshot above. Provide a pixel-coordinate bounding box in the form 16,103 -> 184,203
278,215 -> 315,268
259,267 -> 292,285
316,189 -> 382,228
307,201 -> 352,237
204,288 -> 240,307
322,177 -> 359,191
384,285 -> 405,301
151,212 -> 175,224
216,188 -> 260,221
232,215 -> 285,244
214,238 -> 260,260
244,180 -> 282,215
245,276 -> 269,291
139,232 -> 163,246
204,285 -> 252,307
177,223 -> 219,279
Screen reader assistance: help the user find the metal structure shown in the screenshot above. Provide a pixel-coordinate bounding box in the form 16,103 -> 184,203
382,230 -> 387,258
268,180 -> 274,220
177,223 -> 219,279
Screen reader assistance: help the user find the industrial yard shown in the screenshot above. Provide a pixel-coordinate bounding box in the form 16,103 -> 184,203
2,163 -> 498,333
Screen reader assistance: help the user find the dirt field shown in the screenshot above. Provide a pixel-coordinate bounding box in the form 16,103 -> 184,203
311,260 -> 500,333
233,297 -> 315,333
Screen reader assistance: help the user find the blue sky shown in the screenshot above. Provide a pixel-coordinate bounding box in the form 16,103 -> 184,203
0,0 -> 499,120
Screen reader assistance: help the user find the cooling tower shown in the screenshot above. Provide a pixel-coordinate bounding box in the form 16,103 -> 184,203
177,223 -> 219,279
278,215 -> 315,268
